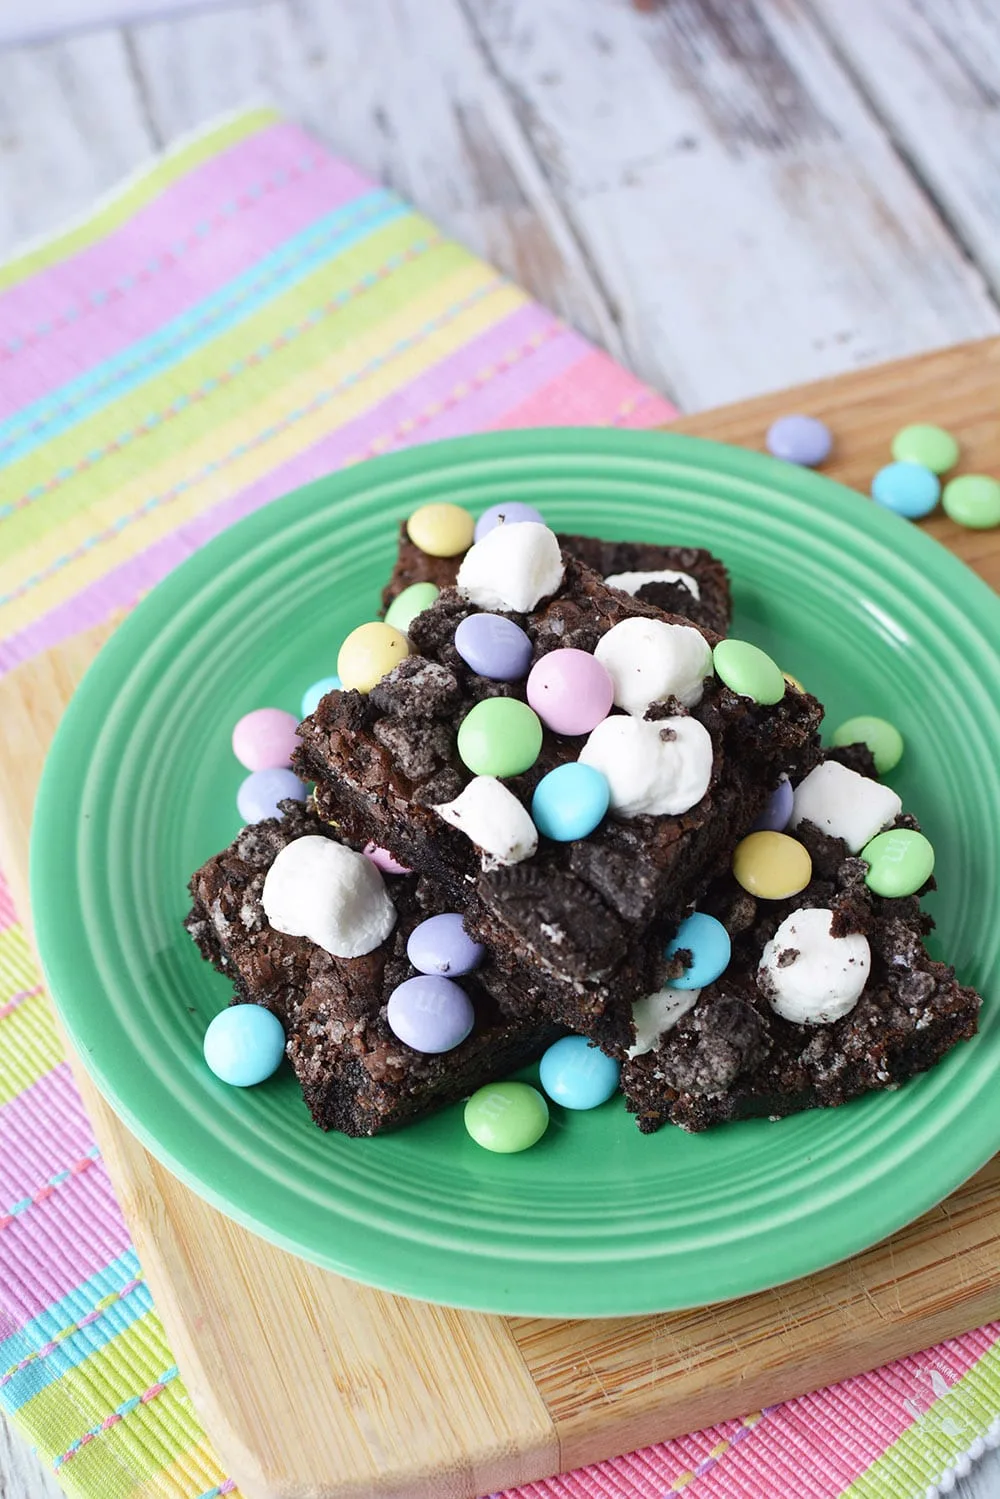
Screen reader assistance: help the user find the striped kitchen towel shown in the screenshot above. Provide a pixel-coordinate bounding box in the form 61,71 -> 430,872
1,107 -> 999,1499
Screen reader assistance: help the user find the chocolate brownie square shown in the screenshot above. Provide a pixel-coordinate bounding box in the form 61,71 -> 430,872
185,803 -> 558,1136
296,541 -> 821,1048
381,521 -> 732,636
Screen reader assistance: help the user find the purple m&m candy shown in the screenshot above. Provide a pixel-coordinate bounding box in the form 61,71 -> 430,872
455,612 -> 533,681
473,501 -> 545,543
766,414 -> 832,468
527,648 -> 613,736
751,774 -> 793,833
232,707 -> 299,770
387,975 -> 475,1054
407,913 -> 485,976
237,767 -> 307,824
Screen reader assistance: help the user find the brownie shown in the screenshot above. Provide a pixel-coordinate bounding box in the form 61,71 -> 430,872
296,553 -> 822,1048
381,521 -> 732,636
622,802 -> 981,1133
185,803 -> 559,1136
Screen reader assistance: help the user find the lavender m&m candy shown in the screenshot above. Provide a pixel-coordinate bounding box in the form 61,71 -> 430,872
386,975 -> 475,1054
766,414 -> 832,467
454,612 -> 533,681
526,648 -> 614,736
407,912 -> 485,976
232,707 -> 299,770
750,774 -> 793,833
473,501 -> 545,543
237,767 -> 307,824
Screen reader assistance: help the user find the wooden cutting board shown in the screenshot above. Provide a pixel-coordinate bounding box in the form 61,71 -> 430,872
2,338 -> 1000,1499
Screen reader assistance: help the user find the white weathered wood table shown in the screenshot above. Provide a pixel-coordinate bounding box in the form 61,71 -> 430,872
1,1 -> 1000,1495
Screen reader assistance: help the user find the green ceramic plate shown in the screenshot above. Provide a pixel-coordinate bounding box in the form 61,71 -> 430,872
31,430 -> 1000,1318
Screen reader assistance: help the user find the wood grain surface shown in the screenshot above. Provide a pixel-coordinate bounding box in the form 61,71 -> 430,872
1,338 -> 999,1498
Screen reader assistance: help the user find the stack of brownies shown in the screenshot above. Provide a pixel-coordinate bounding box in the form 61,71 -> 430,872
186,511 -> 980,1138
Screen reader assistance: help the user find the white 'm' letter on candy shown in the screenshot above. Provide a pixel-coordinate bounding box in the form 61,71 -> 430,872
435,775 -> 539,869
456,522 -> 565,614
594,616 -> 713,715
262,835 -> 397,958
789,761 -> 902,853
579,714 -> 713,818
759,907 -> 871,1025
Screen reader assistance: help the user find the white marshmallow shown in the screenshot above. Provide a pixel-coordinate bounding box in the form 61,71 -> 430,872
456,522 -> 564,614
579,714 -> 713,819
627,986 -> 700,1058
759,907 -> 870,1025
789,761 -> 902,854
593,616 -> 712,715
435,775 -> 539,869
604,567 -> 701,602
262,836 -> 396,959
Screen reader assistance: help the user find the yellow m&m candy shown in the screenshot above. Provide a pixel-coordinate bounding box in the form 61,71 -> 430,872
733,831 -> 812,900
337,622 -> 410,694
406,502 -> 475,558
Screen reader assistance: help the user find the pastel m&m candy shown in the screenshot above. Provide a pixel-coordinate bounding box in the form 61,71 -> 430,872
532,762 -> 609,842
407,913 -> 484,976
386,975 -> 475,1054
891,423 -> 958,474
384,582 -> 440,634
363,842 -> 412,876
407,502 -> 474,558
871,461 -> 940,519
526,647 -> 614,735
765,414 -> 832,467
861,828 -> 934,898
337,622 -> 409,694
301,675 -> 341,718
751,774 -> 793,833
455,612 -> 533,681
457,698 -> 543,778
665,911 -> 731,990
464,1082 -> 549,1153
237,767 -> 307,824
474,501 -> 545,542
232,707 -> 299,770
733,832 -> 812,900
942,474 -> 1000,530
713,640 -> 785,705
539,1035 -> 620,1110
831,715 -> 903,774
204,1004 -> 285,1087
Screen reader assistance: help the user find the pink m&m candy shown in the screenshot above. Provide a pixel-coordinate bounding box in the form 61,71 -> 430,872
363,842 -> 413,876
526,648 -> 613,736
232,708 -> 299,771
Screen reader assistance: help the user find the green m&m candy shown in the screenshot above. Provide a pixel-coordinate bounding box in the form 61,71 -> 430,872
712,640 -> 786,705
457,697 -> 543,778
942,474 -> 1000,531
891,423 -> 959,475
384,581 -> 440,634
861,828 -> 935,898
464,1082 -> 549,1153
831,715 -> 904,774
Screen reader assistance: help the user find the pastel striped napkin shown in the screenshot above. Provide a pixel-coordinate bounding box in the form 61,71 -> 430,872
1,107 -> 999,1499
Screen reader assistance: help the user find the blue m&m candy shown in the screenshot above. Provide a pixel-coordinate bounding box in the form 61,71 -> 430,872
301,675 -> 341,717
665,912 -> 731,990
473,501 -> 545,542
539,1035 -> 621,1110
386,976 -> 475,1054
204,1004 -> 285,1087
871,461 -> 940,519
750,774 -> 793,833
532,762 -> 610,842
237,766 -> 307,824
454,612 -> 533,681
406,913 -> 485,976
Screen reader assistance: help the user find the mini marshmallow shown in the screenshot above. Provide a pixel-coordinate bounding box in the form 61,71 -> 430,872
627,986 -> 701,1058
604,567 -> 701,601
456,522 -> 564,614
435,775 -> 539,869
759,907 -> 871,1025
593,617 -> 712,715
262,835 -> 396,959
789,761 -> 902,854
579,714 -> 713,819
